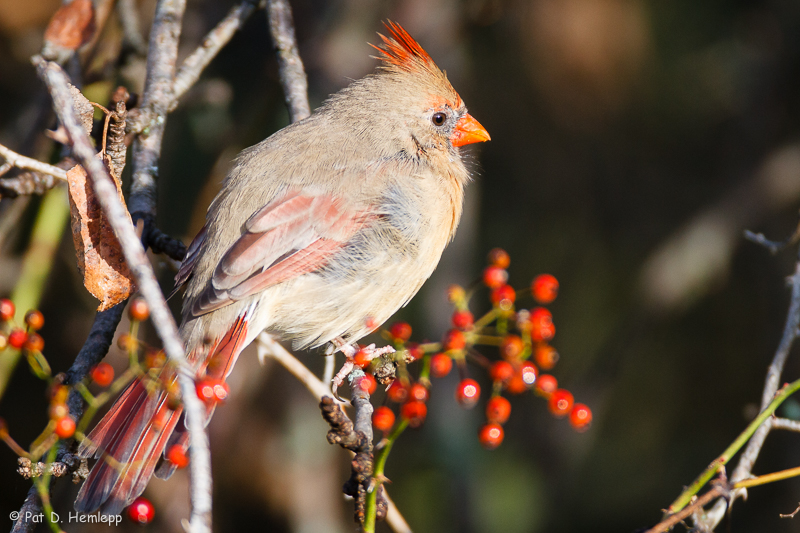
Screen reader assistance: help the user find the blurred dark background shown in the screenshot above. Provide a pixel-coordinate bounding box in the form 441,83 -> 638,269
3,0 -> 800,532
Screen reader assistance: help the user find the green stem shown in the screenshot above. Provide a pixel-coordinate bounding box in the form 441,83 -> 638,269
0,187 -> 70,400
34,444 -> 61,533
734,465 -> 800,489
668,377 -> 800,513
363,418 -> 410,532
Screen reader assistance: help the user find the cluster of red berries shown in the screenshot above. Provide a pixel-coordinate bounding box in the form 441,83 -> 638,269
368,248 -> 592,450
0,299 -> 46,354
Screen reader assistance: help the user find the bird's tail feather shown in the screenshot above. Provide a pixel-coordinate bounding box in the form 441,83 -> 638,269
74,315 -> 249,515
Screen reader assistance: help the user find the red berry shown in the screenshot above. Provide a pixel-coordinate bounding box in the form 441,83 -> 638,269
23,333 -> 44,352
443,329 -> 466,351
90,362 -> 115,387
486,396 -> 512,424
500,335 -> 524,359
451,310 -> 474,330
24,310 -> 44,331
530,307 -> 555,342
569,403 -> 592,430
357,374 -> 377,395
389,322 -> 412,342
401,400 -> 427,427
408,383 -> 429,402
456,378 -> 481,409
548,389 -> 574,417
0,299 -> 15,321
487,248 -> 511,269
505,373 -> 527,395
117,333 -> 137,352
196,379 -> 229,404
127,496 -> 155,524
406,343 -> 424,361
483,266 -> 508,289
520,361 -> 538,388
490,360 -> 515,383
128,297 -> 150,322
478,423 -> 505,450
491,285 -> 516,307
372,406 -> 396,432
8,329 -> 27,349
49,402 -> 68,421
54,416 -> 76,439
166,444 -> 189,468
430,353 -> 453,378
535,374 -> 558,397
353,349 -> 372,368
532,274 -> 559,304
386,380 -> 408,403
534,345 -> 559,370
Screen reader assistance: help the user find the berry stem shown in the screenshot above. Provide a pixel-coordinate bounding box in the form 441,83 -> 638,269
667,377 -> 800,514
471,308 -> 498,332
32,443 -> 61,533
363,417 -> 410,533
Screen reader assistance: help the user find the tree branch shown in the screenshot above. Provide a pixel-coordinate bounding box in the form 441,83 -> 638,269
128,0 -> 187,220
265,0 -> 310,122
34,57 -> 212,533
0,143 -> 68,181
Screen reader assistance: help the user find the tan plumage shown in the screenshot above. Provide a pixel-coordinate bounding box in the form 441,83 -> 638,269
75,21 -> 489,515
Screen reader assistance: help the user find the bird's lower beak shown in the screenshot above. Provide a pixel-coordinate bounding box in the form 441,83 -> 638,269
450,113 -> 491,147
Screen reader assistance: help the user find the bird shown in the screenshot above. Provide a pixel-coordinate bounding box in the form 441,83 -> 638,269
74,20 -> 490,514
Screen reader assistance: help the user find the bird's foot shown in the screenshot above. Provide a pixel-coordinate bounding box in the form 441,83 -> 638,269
330,339 -> 395,400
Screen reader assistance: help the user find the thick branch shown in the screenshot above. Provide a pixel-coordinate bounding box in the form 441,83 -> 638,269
128,0 -> 187,219
64,303 -> 127,420
265,0 -> 310,122
34,57 -> 212,533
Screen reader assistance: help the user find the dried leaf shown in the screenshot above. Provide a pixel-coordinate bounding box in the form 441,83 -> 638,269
69,84 -> 94,137
67,163 -> 134,311
44,0 -> 95,51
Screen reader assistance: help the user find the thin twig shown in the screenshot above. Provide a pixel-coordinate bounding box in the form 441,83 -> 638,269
266,0 -> 311,122
647,484 -> 728,533
666,246 -> 800,531
172,0 -> 263,105
129,0 -> 263,134
34,57 -> 212,533
117,0 -> 148,55
771,417 -> 800,432
257,332 -> 339,402
256,333 -> 409,532
0,143 -> 67,181
11,487 -> 41,533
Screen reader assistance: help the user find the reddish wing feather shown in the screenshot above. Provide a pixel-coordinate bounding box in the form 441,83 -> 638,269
191,192 -> 367,317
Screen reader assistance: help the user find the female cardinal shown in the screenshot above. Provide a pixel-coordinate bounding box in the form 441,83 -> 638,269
75,21 -> 489,514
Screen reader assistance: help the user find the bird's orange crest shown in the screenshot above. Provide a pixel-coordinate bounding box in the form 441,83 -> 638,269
371,21 -> 437,73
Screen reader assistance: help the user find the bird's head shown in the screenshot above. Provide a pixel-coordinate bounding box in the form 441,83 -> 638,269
370,21 -> 490,156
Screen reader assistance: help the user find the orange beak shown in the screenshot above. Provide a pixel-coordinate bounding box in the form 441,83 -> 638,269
450,113 -> 491,148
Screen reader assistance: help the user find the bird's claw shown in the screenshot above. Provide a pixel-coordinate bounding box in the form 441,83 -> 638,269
330,342 -> 396,399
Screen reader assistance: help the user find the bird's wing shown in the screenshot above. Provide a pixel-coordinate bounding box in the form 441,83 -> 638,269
190,190 -> 369,317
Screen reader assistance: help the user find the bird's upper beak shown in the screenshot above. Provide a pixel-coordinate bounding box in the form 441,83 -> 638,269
450,113 -> 491,148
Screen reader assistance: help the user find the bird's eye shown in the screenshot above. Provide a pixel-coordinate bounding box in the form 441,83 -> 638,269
431,112 -> 447,127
